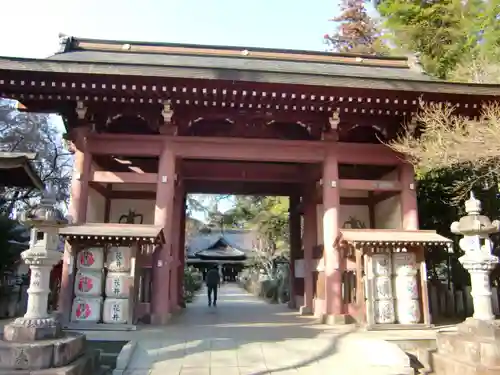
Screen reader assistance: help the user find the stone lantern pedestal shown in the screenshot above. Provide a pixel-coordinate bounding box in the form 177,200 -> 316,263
0,190 -> 106,374
432,193 -> 500,375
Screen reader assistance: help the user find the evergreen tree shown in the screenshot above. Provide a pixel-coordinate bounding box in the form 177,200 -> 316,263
376,0 -> 500,79
325,0 -> 386,55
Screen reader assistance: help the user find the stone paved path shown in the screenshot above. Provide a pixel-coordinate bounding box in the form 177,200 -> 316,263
118,284 -> 413,375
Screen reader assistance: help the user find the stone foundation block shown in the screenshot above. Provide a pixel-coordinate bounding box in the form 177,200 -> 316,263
0,349 -> 104,375
458,318 -> 500,340
52,333 -> 86,367
436,320 -> 500,369
299,306 -> 313,315
432,351 -> 500,375
0,333 -> 86,370
323,314 -> 353,325
0,340 -> 54,370
150,312 -> 171,325
3,322 -> 62,342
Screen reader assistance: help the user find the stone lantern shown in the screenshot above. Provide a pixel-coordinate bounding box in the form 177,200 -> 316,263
0,189 -> 105,374
4,187 -> 67,341
432,193 -> 500,375
450,192 -> 500,321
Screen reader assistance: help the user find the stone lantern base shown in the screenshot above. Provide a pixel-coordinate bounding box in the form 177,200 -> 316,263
432,318 -> 500,375
0,317 -> 107,374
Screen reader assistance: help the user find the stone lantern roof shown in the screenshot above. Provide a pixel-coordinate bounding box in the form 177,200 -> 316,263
23,187 -> 68,227
450,193 -> 500,236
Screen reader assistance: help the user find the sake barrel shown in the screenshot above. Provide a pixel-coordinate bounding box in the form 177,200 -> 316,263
71,296 -> 102,322
105,272 -> 132,298
392,252 -> 417,276
373,276 -> 393,300
103,298 -> 129,324
393,274 -> 419,300
76,247 -> 104,270
106,247 -> 132,272
374,299 -> 396,324
74,270 -> 103,297
395,299 -> 421,324
369,253 -> 392,277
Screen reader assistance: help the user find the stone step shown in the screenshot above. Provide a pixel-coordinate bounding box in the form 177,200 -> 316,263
87,340 -> 127,370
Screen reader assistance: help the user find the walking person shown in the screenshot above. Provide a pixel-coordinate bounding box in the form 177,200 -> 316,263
206,265 -> 220,307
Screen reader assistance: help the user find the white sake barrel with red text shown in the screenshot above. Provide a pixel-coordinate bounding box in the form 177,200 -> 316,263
74,270 -> 103,297
76,247 -> 104,270
71,296 -> 102,322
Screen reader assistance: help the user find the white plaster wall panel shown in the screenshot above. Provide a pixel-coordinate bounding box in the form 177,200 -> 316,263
103,298 -> 130,324
111,183 -> 156,192
76,248 -> 104,270
71,296 -> 103,322
316,204 -> 370,244
109,199 -> 155,224
294,259 -> 304,278
374,195 -> 402,229
86,187 -> 105,223
340,205 -> 370,228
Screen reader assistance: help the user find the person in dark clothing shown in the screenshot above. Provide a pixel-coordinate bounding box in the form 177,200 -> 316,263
205,266 -> 220,307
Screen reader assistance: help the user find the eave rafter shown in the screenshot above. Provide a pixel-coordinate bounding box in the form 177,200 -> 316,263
0,72 -> 487,122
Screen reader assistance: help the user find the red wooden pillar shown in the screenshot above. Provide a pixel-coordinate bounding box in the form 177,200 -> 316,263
300,185 -> 316,315
58,128 -> 91,323
178,193 -> 186,306
151,144 -> 176,325
322,151 -> 346,323
400,163 -> 419,230
288,194 -> 301,309
169,180 -> 184,312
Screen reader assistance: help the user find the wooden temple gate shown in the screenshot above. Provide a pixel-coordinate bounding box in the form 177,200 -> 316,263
0,36 -> 497,328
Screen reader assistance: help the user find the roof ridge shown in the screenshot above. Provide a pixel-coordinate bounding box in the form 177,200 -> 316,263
55,34 -> 412,69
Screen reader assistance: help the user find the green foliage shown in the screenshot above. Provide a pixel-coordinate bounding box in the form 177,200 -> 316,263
219,196 -> 290,250
182,266 -> 203,304
377,0 -> 500,79
239,263 -> 290,304
417,166 -> 500,285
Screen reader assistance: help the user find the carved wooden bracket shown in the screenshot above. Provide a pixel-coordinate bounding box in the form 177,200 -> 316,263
76,101 -> 87,120
162,100 -> 174,124
328,109 -> 340,130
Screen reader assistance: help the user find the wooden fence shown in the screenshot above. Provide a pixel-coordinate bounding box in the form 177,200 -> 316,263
428,283 -> 500,321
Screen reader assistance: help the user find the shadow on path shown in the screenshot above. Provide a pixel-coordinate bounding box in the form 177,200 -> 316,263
124,284 -> 408,375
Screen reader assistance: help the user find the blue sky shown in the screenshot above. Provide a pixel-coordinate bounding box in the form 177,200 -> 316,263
0,0 -> 357,222
0,0 -> 344,59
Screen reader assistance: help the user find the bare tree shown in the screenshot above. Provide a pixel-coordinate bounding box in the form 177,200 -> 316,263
387,54 -> 500,200
0,99 -> 72,216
